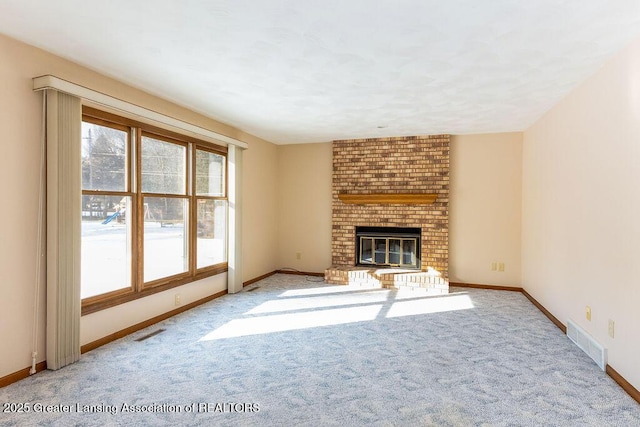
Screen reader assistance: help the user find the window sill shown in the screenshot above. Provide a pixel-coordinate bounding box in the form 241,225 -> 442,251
81,264 -> 228,315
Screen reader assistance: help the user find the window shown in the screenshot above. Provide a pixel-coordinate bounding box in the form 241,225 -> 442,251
81,119 -> 133,300
194,149 -> 227,269
81,108 -> 227,313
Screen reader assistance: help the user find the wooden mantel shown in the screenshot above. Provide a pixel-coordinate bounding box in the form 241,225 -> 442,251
337,193 -> 437,205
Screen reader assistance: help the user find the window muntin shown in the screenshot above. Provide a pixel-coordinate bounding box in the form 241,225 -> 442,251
80,109 -> 228,313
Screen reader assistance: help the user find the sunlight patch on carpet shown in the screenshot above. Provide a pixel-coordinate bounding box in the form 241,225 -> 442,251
199,304 -> 383,340
279,285 -> 383,297
246,290 -> 391,315
386,294 -> 474,318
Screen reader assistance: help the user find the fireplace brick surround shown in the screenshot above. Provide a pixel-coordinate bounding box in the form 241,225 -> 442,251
325,135 -> 450,292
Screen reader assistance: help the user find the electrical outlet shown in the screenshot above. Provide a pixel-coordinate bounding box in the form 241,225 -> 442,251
296,252 -> 302,260
586,306 -> 591,321
498,262 -> 505,272
175,294 -> 181,306
491,262 -> 497,271
608,319 -> 615,338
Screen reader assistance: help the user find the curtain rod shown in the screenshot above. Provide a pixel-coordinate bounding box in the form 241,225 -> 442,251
33,75 -> 248,149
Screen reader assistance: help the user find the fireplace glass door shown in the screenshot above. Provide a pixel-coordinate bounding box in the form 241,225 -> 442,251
359,236 -> 417,267
375,238 -> 387,263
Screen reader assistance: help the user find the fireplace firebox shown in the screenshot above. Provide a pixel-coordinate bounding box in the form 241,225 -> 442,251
355,226 -> 421,269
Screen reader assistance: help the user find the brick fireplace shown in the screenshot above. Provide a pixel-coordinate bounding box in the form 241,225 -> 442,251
325,135 -> 449,292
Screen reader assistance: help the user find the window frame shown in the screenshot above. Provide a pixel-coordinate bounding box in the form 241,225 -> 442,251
139,131 -> 191,288
81,107 -> 228,315
81,116 -> 136,304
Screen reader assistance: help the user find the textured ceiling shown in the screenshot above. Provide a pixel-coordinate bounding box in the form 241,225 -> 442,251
2,1 -> 640,144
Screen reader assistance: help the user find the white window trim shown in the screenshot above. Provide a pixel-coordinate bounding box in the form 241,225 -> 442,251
33,75 -> 248,149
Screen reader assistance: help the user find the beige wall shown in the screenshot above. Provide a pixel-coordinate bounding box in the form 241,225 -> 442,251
0,33 -> 278,378
243,138 -> 280,281
276,143 -> 333,272
275,135 -> 524,285
523,37 -> 640,389
0,34 -> 45,378
449,133 -> 522,286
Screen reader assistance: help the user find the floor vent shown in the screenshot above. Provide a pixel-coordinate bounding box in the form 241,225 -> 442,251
566,319 -> 607,371
246,286 -> 260,292
135,328 -> 166,342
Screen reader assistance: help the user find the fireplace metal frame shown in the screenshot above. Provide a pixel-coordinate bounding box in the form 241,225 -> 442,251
355,227 -> 421,269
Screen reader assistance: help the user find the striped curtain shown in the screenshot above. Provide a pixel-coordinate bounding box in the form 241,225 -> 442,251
46,90 -> 81,370
227,144 -> 243,294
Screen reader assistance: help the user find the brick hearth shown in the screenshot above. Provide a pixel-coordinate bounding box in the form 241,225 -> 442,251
324,266 -> 448,294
